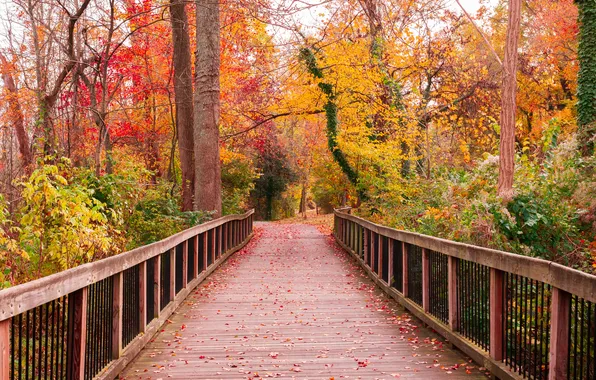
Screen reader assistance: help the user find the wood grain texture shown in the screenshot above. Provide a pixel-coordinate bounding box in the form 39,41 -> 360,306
121,223 -> 486,379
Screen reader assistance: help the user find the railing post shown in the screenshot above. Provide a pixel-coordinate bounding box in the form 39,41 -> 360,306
203,232 -> 208,268
182,240 -> 188,288
363,229 -> 369,265
219,225 -> 223,257
353,223 -> 356,251
223,223 -> 228,253
0,318 -> 9,380
67,287 -> 87,380
139,261 -> 147,333
402,242 -> 409,297
348,221 -> 354,249
448,256 -> 459,331
377,233 -> 383,278
112,272 -> 123,359
153,255 -> 160,318
387,239 -> 394,286
369,231 -> 375,269
234,221 -> 238,247
194,235 -> 199,277
489,268 -> 504,361
549,287 -> 571,380
169,248 -> 176,300
422,248 -> 430,312
211,229 -> 216,264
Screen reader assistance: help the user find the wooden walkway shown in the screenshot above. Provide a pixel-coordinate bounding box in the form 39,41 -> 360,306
121,223 -> 486,379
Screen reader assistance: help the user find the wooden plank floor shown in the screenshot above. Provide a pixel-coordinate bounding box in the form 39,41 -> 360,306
121,223 -> 486,379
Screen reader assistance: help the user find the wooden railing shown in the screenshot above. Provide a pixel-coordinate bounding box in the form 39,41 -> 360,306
0,210 -> 254,380
334,209 -> 596,380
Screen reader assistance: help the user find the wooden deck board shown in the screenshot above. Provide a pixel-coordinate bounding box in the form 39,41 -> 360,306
121,223 -> 486,379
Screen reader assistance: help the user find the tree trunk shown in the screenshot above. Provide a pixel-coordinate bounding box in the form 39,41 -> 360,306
497,0 -> 522,200
300,181 -> 307,219
576,0 -> 596,157
170,0 -> 195,211
0,53 -> 33,170
194,0 -> 222,216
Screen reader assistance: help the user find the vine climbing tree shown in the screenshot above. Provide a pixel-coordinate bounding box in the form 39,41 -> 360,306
299,47 -> 365,201
577,0 -> 596,157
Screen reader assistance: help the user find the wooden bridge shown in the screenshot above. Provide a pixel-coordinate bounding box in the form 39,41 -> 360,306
1,209 -> 595,379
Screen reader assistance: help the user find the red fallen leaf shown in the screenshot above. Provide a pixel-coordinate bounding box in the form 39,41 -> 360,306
199,355 -> 206,359
269,352 -> 279,358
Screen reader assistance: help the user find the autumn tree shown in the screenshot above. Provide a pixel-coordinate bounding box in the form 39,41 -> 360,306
195,0 -> 222,216
0,53 -> 32,170
18,0 -> 92,156
170,0 -> 195,210
497,0 -> 522,199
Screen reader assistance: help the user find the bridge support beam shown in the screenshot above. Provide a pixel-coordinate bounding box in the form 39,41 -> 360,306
549,287 -> 570,380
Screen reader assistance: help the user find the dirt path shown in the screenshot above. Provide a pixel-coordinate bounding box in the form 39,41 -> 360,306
121,223 -> 485,379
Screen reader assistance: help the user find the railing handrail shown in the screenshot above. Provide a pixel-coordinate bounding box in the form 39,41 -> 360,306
0,209 -> 255,322
334,209 -> 596,304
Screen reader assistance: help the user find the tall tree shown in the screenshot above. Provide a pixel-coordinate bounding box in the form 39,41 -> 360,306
194,0 -> 222,216
0,53 -> 32,170
20,0 -> 92,156
497,0 -> 522,200
170,0 -> 195,211
576,0 -> 596,156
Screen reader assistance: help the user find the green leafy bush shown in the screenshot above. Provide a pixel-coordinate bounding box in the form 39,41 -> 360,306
125,193 -> 212,249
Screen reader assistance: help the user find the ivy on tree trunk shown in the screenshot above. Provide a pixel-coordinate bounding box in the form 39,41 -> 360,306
299,48 -> 365,201
577,0 -> 596,157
